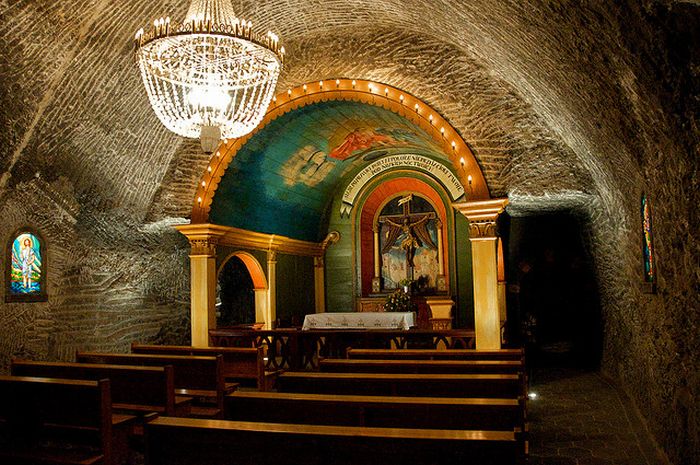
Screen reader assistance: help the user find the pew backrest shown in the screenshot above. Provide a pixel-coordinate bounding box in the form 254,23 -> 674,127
76,351 -> 224,393
145,416 -> 524,465
12,359 -> 178,416
320,358 -> 524,374
225,391 -> 526,431
276,371 -> 523,398
0,375 -> 113,465
346,348 -> 525,361
131,343 -> 268,390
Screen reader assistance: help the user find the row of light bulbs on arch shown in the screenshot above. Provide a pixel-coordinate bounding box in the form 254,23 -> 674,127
196,79 -> 475,206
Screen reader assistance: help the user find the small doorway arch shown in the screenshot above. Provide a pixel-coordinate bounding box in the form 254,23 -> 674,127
217,252 -> 271,329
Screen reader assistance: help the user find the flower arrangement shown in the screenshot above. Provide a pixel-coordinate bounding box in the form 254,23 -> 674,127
383,287 -> 415,313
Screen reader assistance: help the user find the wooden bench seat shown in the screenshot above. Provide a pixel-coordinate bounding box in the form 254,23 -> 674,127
11,359 -> 190,418
76,352 -> 233,419
226,391 -> 526,431
131,343 -> 279,391
0,375 -> 132,465
276,371 -> 523,398
145,417 -> 524,465
320,358 -> 524,374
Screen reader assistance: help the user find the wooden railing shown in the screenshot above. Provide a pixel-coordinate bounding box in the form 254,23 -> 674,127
209,328 -> 476,370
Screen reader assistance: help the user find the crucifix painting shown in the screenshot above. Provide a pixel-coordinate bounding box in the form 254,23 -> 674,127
378,194 -> 439,289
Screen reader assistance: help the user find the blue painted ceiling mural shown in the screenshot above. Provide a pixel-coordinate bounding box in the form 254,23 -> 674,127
210,100 -> 451,242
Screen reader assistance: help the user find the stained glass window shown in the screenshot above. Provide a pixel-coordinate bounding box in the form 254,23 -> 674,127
641,195 -> 656,290
6,231 -> 46,302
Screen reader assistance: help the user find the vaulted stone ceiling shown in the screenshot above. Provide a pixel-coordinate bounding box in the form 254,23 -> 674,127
1,1 -> 698,463
1,1 -> 693,222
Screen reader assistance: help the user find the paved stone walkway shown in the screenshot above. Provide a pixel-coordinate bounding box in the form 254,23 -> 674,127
528,366 -> 669,465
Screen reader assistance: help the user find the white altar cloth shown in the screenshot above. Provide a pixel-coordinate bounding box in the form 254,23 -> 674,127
302,312 -> 416,330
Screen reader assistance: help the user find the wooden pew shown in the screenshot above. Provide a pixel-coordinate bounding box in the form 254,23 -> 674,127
145,417 -> 524,465
320,358 -> 524,374
131,343 -> 278,391
346,347 -> 525,361
276,371 -> 523,398
0,375 -> 133,465
11,359 -> 189,418
225,391 -> 525,432
76,352 -> 231,419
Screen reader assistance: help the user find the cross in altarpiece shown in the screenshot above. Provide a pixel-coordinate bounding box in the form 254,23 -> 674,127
378,194 -> 437,282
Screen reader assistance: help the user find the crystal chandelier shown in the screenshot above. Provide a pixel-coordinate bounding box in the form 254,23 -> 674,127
134,0 -> 285,151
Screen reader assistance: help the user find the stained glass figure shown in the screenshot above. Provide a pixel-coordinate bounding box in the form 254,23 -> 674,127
641,195 -> 655,286
8,232 -> 44,300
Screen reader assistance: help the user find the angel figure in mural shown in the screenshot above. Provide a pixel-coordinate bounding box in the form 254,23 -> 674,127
382,214 -> 436,268
328,128 -> 396,161
19,237 -> 37,289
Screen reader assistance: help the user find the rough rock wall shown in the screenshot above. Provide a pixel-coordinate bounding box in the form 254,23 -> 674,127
0,0 -> 698,463
0,175 -> 191,373
504,3 -> 699,464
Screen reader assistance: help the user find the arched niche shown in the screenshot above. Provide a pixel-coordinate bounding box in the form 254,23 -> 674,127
217,251 -> 270,328
355,175 -> 452,298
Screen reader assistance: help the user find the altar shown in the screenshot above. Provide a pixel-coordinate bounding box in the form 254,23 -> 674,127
302,312 -> 416,330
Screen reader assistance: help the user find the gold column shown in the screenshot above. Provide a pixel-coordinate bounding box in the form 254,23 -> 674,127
267,250 -> 277,327
372,225 -> 381,293
497,238 -> 507,343
314,256 -> 325,313
453,199 -> 509,350
187,237 -> 218,347
436,219 -> 447,292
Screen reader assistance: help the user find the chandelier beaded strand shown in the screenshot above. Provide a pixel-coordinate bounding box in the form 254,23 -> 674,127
134,0 -> 284,150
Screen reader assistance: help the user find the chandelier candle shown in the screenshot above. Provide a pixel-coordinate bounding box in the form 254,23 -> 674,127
134,0 -> 285,149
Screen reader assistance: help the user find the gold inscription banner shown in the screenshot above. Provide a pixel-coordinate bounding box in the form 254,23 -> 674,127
340,154 -> 464,216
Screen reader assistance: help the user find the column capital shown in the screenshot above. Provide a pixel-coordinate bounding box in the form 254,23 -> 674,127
453,198 -> 508,239
189,238 -> 219,256
175,223 -> 228,257
314,256 -> 325,268
267,249 -> 278,263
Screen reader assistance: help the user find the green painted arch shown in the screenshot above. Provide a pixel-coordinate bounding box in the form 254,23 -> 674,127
208,99 -> 459,242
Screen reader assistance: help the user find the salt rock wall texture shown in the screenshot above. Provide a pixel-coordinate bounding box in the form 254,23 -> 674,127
0,0 -> 698,463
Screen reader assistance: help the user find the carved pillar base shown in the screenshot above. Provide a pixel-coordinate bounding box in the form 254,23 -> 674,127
426,297 -> 454,330
371,277 -> 382,293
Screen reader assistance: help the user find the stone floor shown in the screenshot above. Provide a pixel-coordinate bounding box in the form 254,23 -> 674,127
528,365 -> 670,465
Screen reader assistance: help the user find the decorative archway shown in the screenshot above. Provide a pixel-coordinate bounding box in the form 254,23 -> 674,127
190,78 -> 490,223
356,175 -> 451,298
218,251 -> 271,328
